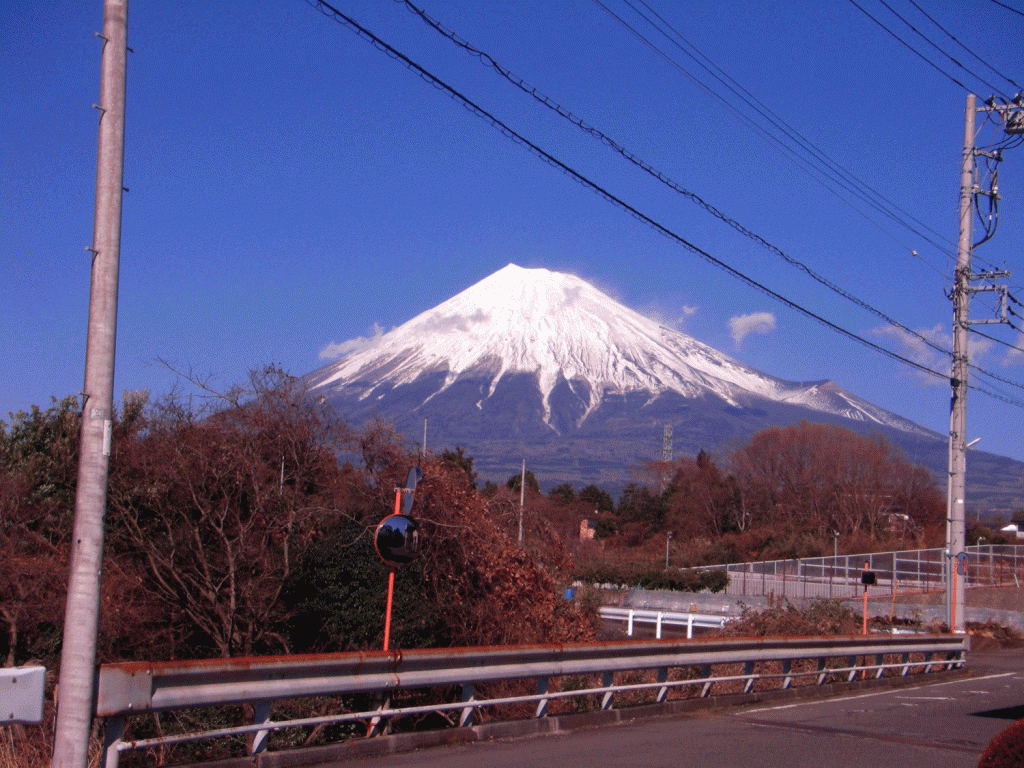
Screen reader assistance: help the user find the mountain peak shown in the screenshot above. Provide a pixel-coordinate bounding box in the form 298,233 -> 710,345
309,265 -> 924,436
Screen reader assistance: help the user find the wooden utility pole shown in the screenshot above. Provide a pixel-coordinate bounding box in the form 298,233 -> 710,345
51,1 -> 128,766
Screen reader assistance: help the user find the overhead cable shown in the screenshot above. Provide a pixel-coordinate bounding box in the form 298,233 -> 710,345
969,326 -> 1024,356
848,0 -> 971,91
305,0 -> 1024,410
874,0 -> 1010,98
990,0 -> 1024,18
399,0 -> 955,362
622,0 -> 958,257
906,0 -> 1022,92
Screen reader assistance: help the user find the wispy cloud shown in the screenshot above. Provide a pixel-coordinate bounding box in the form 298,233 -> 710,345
871,323 -> 949,385
319,322 -> 386,360
728,312 -> 775,349
867,322 -> 1007,386
1005,330 -> 1024,366
418,309 -> 491,334
639,302 -> 698,331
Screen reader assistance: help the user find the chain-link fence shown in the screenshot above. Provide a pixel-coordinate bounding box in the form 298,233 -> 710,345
703,545 -> 1024,600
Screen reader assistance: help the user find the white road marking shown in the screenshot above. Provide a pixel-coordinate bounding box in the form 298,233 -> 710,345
744,672 -> 1015,715
895,696 -> 953,700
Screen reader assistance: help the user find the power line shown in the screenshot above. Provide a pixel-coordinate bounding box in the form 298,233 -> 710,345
848,0 -> 970,91
906,0 -> 1022,93
990,0 -> 1024,18
624,0 -> 959,255
592,0 -> 959,265
970,326 -> 1024,355
405,0 -> 1024,399
400,0 -> 956,362
305,0 -> 1024,410
874,0 -> 1011,98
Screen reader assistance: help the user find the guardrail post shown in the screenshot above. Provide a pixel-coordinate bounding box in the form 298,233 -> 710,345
367,697 -> 391,737
627,610 -> 634,637
874,654 -> 885,679
601,671 -> 614,710
700,665 -> 713,698
101,715 -> 125,768
459,684 -> 474,727
782,659 -> 793,689
655,612 -> 663,639
816,657 -> 827,685
687,613 -> 693,639
847,656 -> 858,682
743,661 -> 755,693
535,677 -> 549,718
251,701 -> 272,754
656,667 -> 669,703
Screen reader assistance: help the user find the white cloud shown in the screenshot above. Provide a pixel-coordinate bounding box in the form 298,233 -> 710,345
318,322 -> 386,360
871,323 -> 948,385
679,305 -> 698,322
639,303 -> 698,331
870,322 -> 1002,385
728,312 -> 775,349
1005,330 -> 1024,366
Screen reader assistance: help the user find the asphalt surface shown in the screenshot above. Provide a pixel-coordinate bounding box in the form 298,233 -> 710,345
327,648 -> 1024,768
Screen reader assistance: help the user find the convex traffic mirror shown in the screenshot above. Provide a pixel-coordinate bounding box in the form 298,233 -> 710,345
374,514 -> 420,568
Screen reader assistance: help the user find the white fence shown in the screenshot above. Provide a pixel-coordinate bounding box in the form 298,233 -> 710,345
704,545 -> 1024,600
599,607 -> 728,637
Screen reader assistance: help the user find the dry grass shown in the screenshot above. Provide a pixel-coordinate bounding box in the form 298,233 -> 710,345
0,707 -> 101,768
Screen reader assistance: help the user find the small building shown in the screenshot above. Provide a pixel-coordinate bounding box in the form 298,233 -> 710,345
1000,511 -> 1024,540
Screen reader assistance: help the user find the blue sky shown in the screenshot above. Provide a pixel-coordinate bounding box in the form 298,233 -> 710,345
3,1 -> 1023,466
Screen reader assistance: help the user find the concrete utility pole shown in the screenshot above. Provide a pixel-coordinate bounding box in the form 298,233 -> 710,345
52,1 -> 128,766
945,92 -> 1021,632
518,459 -> 526,545
946,93 -> 975,634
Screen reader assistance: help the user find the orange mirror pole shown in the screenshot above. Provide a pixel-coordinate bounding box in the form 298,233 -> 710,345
382,569 -> 396,651
382,488 -> 402,651
862,561 -> 869,635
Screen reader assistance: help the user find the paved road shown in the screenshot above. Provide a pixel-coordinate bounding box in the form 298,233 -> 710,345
332,649 -> 1024,768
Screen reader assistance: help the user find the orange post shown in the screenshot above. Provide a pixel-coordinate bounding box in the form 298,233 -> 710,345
862,561 -> 869,635
382,488 -> 403,651
950,566 -> 957,633
382,570 -> 395,651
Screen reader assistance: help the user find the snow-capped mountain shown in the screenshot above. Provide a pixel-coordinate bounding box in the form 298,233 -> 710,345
310,264 -> 926,436
305,264 -> 1021,508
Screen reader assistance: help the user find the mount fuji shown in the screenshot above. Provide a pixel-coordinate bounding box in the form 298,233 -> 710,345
306,264 -> 1023,510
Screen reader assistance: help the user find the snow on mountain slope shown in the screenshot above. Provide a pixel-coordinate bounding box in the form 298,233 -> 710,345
309,264 -> 928,435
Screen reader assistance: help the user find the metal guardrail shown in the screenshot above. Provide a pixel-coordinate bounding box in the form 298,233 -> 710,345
1,666 -> 46,726
599,607 -> 728,637
703,545 -> 1024,599
96,633 -> 968,767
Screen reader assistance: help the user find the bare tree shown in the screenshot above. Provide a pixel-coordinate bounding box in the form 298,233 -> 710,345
107,368 -> 354,658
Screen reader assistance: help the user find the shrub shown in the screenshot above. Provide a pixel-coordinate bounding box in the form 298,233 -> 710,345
571,561 -> 729,593
978,719 -> 1024,768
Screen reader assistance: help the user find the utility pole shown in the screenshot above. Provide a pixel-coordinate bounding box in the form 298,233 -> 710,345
518,459 -> 526,545
52,1 -> 128,766
946,92 -> 974,634
946,91 -> 1021,632
660,424 -> 673,492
